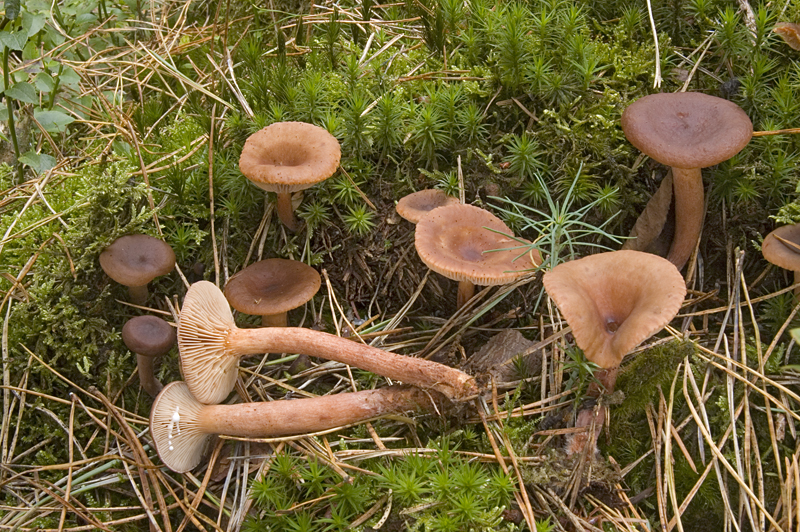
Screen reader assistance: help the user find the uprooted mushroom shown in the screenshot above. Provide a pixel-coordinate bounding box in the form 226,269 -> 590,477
151,381 -> 445,473
177,281 -> 478,404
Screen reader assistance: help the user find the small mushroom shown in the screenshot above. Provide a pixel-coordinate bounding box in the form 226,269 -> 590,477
762,224 -> 800,297
224,259 -> 321,327
99,234 -> 176,305
122,315 -> 176,397
543,250 -> 685,453
396,189 -> 460,224
414,203 -> 541,308
150,381 -> 444,473
621,92 -> 752,269
239,122 -> 341,232
178,281 -> 478,404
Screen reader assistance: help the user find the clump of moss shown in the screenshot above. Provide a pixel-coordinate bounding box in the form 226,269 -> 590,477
613,340 -> 696,423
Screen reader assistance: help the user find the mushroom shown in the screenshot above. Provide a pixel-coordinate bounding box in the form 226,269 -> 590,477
178,281 -> 477,404
542,250 -> 685,452
621,92 -> 752,269
224,259 -> 321,327
762,224 -> 800,297
414,203 -> 541,308
151,381 -> 444,473
122,315 -> 176,397
99,234 -> 176,305
239,122 -> 341,232
396,189 -> 460,224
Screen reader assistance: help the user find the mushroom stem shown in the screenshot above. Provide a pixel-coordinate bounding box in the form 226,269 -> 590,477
457,281 -> 475,309
128,285 -> 149,306
228,326 -> 476,399
667,166 -> 704,270
151,381 -> 444,473
262,313 -> 288,327
179,281 -> 478,404
137,354 -> 163,397
276,192 -> 301,232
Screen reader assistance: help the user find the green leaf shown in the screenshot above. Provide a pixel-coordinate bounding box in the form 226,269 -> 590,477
34,72 -> 55,93
58,65 -> 80,86
22,12 -> 46,38
19,150 -> 56,173
5,82 -> 38,104
5,0 -> 21,21
791,328 -> 800,344
33,108 -> 75,132
0,29 -> 28,51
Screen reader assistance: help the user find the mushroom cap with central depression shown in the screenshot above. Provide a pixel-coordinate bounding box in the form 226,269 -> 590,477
239,122 -> 341,193
99,234 -> 175,288
543,250 -> 686,369
396,189 -> 460,224
415,203 -> 540,285
224,259 -> 321,317
621,92 -> 752,169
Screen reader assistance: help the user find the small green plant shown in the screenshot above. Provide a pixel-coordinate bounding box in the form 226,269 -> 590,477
342,204 -> 376,236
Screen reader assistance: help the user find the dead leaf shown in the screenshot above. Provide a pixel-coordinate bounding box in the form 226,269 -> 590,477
465,329 -> 541,384
622,171 -> 673,252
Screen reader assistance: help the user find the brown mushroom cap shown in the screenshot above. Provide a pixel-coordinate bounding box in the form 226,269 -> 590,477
415,203 -> 541,285
122,315 -> 176,357
621,92 -> 752,169
99,234 -> 176,287
542,250 -> 686,369
762,224 -> 800,271
223,259 -> 321,316
396,190 -> 460,224
238,122 -> 341,193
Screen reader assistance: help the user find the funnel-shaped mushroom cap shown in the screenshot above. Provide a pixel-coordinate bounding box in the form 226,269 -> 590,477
415,204 -> 541,285
762,224 -> 800,271
543,250 -> 686,368
224,259 -> 321,316
178,281 -> 239,404
122,315 -> 176,357
396,190 -> 460,224
150,381 -> 211,473
621,92 -> 752,169
99,234 -> 175,287
239,122 -> 341,193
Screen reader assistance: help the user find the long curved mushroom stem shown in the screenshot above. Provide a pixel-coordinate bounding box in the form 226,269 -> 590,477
456,281 -> 475,309
151,382 -> 444,473
276,192 -> 301,232
179,281 -> 478,404
667,166 -> 704,270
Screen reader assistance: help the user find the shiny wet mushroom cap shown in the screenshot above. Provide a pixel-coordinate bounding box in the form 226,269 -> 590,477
542,250 -> 686,370
99,234 -> 176,305
396,189 -> 460,224
224,259 -> 321,327
239,122 -> 341,231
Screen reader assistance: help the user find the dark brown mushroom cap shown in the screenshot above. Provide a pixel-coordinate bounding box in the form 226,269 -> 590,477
621,92 -> 752,169
150,381 -> 211,473
396,190 -> 460,224
542,250 -> 686,369
99,234 -> 175,287
239,122 -> 341,193
223,259 -> 321,316
762,224 -> 800,271
122,315 -> 176,357
415,203 -> 541,285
